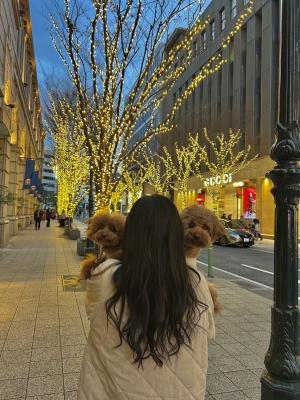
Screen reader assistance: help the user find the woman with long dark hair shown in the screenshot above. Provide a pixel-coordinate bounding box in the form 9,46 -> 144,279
78,195 -> 215,400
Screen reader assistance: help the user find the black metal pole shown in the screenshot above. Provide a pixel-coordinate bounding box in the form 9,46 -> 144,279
261,0 -> 300,398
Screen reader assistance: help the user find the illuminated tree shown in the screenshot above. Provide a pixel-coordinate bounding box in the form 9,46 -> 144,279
137,148 -> 170,195
158,134 -> 202,209
122,169 -> 146,210
190,129 -> 258,215
46,94 -> 90,217
51,0 -> 253,210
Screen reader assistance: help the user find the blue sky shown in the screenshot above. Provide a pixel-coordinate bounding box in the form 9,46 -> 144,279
29,0 -> 65,100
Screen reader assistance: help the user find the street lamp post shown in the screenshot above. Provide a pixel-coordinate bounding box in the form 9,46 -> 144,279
261,0 -> 300,398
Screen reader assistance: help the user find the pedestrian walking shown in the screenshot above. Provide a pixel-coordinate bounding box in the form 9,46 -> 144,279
253,218 -> 263,240
78,195 -> 214,400
227,213 -> 233,228
46,208 -> 51,227
34,208 -> 41,230
221,213 -> 226,219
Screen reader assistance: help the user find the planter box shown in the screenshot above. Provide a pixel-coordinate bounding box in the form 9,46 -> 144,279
68,228 -> 81,240
64,226 -> 71,235
77,238 -> 87,256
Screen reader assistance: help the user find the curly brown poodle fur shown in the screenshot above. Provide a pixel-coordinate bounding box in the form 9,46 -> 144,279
181,205 -> 226,258
181,205 -> 226,313
80,213 -> 126,280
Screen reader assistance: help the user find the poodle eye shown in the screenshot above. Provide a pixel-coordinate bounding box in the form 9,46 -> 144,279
203,224 -> 209,231
189,222 -> 195,228
99,223 -> 105,229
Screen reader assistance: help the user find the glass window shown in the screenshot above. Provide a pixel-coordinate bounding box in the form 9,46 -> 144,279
201,30 -> 207,51
220,8 -> 226,31
243,0 -> 250,5
231,0 -> 237,19
211,20 -> 215,41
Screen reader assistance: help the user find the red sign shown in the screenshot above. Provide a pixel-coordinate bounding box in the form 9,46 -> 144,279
197,192 -> 205,206
243,186 -> 256,218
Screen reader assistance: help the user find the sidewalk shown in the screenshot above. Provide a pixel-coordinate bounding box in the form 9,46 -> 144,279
0,222 -> 270,399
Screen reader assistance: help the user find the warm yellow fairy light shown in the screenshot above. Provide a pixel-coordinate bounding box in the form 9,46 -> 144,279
46,95 -> 90,217
190,129 -> 258,215
50,0 -> 254,210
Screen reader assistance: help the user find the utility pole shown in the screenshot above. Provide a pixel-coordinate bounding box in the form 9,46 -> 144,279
261,0 -> 300,398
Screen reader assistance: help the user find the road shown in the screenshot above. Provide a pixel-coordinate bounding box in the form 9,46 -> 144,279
198,240 -> 300,302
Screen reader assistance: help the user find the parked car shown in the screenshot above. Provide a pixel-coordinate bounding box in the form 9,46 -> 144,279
216,219 -> 255,247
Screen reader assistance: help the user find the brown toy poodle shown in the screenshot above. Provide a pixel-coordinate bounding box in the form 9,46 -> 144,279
181,205 -> 227,313
80,213 -> 126,280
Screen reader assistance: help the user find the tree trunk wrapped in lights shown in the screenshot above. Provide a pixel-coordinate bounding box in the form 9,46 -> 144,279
137,149 -> 170,196
190,129 -> 258,216
159,137 -> 202,209
50,0 -> 253,211
46,94 -> 90,217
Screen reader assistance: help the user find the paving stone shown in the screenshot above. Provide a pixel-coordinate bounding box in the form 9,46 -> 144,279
27,375 -> 64,396
213,391 -> 248,400
0,378 -> 27,399
32,335 -> 61,349
238,354 -> 265,369
26,394 -> 65,400
63,357 -> 82,373
0,361 -> 29,380
243,386 -> 261,399
61,345 -> 85,359
29,359 -> 62,377
60,334 -> 86,347
206,373 -> 238,394
225,370 -> 260,390
65,392 -> 77,400
220,342 -> 253,356
63,372 -> 80,392
3,337 -> 33,350
212,356 -> 247,373
1,348 -> 32,363
31,347 -> 62,362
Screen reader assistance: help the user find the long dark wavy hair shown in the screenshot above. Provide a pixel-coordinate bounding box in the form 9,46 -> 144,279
105,195 -> 207,367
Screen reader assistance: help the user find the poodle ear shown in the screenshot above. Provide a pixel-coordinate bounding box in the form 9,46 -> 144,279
212,220 -> 227,242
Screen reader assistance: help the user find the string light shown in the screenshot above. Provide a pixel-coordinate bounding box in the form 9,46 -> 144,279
46,96 -> 90,217
190,129 -> 258,215
49,0 -> 253,210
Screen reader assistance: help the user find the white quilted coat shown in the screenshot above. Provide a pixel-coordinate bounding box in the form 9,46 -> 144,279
78,258 -> 215,400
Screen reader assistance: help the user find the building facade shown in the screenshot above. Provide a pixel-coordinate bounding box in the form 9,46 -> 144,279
0,0 -> 44,246
42,151 -> 56,207
159,0 -> 284,237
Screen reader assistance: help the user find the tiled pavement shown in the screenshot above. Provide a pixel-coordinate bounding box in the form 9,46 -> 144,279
0,221 -> 271,399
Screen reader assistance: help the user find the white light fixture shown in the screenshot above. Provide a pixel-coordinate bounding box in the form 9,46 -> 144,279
233,181 -> 244,187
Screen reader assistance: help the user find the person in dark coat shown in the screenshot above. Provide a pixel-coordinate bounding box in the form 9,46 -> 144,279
46,209 -> 51,227
34,209 -> 41,230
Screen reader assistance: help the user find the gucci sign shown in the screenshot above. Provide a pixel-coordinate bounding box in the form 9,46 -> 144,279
204,173 -> 233,187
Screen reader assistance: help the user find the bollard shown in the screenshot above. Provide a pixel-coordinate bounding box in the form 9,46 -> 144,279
207,246 -> 214,278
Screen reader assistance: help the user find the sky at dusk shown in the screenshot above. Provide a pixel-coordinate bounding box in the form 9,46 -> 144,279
29,0 -> 211,104
29,0 -> 66,101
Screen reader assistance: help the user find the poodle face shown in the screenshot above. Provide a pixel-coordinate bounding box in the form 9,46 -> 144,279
181,214 -> 212,251
181,205 -> 226,256
87,213 -> 125,251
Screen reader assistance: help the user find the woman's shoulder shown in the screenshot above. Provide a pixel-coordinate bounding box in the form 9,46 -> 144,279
91,258 -> 121,277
